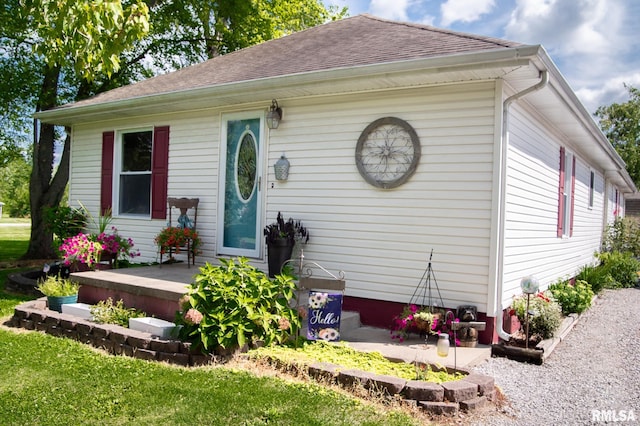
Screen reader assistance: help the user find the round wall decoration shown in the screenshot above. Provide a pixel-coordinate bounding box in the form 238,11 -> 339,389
355,117 -> 421,189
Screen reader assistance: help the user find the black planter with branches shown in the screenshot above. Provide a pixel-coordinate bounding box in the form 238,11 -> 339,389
264,212 -> 309,277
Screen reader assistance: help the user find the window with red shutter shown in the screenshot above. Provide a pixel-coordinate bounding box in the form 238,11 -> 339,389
151,126 -> 169,219
557,147 -> 565,237
557,147 -> 575,238
101,131 -> 114,215
100,127 -> 169,219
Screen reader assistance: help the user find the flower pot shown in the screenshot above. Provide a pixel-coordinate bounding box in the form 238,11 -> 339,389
267,238 -> 294,277
414,317 -> 432,332
47,294 -> 78,313
100,251 -> 117,267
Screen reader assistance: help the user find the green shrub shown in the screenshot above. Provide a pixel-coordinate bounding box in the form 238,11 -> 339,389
176,257 -> 301,352
602,217 -> 640,256
43,205 -> 88,247
576,263 -> 615,294
90,298 -> 146,327
597,251 -> 640,289
511,291 -> 562,339
548,279 -> 594,315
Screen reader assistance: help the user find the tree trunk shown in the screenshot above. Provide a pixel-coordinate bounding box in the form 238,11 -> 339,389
23,64 -> 68,260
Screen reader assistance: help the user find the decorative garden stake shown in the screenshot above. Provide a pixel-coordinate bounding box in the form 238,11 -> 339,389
520,276 -> 540,349
442,310 -> 459,371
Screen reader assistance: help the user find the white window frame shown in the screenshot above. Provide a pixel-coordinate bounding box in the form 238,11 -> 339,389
114,127 -> 153,218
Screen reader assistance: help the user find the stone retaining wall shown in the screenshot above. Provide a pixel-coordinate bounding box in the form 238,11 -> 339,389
8,300 -> 214,366
7,299 -> 496,416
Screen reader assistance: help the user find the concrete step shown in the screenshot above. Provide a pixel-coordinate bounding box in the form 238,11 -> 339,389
341,310 -> 362,333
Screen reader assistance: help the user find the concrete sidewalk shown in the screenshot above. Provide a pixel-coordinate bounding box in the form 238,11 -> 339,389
339,309 -> 583,369
341,326 -> 492,370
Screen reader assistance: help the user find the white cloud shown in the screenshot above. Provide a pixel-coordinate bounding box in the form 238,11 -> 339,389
418,15 -> 437,26
369,0 -> 411,21
505,0 -> 625,56
331,0 -> 640,112
440,0 -> 496,26
504,0 -> 639,111
575,72 -> 640,114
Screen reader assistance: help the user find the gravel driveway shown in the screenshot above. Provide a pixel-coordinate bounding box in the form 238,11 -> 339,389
471,288 -> 640,425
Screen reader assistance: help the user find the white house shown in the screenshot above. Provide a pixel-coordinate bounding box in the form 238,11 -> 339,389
36,15 -> 635,343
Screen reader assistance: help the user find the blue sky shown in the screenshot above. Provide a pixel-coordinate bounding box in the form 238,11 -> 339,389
324,0 -> 640,114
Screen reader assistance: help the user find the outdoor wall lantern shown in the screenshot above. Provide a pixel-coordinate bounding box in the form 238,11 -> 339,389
274,153 -> 290,181
266,99 -> 283,129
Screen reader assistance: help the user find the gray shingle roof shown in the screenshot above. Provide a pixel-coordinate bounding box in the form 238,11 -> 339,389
70,14 -> 522,108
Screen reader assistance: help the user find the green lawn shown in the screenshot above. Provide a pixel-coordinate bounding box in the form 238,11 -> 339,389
0,224 -> 422,426
0,218 -> 30,261
0,218 -> 34,316
0,330 -> 417,425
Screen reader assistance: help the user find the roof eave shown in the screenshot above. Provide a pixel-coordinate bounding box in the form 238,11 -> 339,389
533,48 -> 636,193
35,45 -> 542,126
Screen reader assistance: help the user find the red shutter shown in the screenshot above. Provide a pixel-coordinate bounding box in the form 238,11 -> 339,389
101,131 -> 114,215
557,147 -> 565,237
569,155 -> 576,236
151,126 -> 169,219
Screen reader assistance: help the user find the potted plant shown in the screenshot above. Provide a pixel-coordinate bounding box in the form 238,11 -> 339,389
390,304 -> 438,342
264,212 -> 309,277
37,275 -> 80,312
96,227 -> 141,267
155,226 -> 201,263
58,233 -> 103,271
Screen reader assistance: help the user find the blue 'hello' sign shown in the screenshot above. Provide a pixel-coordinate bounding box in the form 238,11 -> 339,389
307,291 -> 342,341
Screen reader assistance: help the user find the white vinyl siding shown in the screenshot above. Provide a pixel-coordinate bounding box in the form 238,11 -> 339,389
67,78 -> 627,316
500,103 -> 606,307
68,82 -> 498,312
264,82 -> 497,311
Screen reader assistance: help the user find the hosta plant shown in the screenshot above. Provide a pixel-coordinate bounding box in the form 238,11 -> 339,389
176,257 -> 301,353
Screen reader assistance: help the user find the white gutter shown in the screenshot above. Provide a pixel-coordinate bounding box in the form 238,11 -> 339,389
495,69 -> 549,341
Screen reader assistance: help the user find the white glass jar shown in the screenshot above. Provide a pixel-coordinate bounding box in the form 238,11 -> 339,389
437,333 -> 450,357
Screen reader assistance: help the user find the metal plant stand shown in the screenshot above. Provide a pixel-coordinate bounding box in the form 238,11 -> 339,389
407,250 -> 445,346
409,249 -> 445,313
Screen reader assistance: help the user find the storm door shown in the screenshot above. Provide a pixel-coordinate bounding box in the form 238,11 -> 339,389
217,114 -> 263,257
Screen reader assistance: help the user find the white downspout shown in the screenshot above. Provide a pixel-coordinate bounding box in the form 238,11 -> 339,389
495,70 -> 549,341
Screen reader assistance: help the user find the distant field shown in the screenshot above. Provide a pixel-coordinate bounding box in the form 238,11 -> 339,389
0,217 -> 30,225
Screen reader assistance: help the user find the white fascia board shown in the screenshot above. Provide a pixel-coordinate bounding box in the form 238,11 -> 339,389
35,45 -> 543,125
